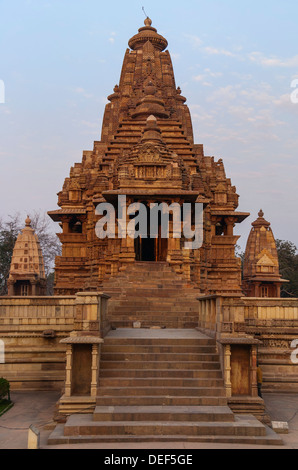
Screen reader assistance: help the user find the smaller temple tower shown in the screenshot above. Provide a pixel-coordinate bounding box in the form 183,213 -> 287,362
7,216 -> 46,296
243,210 -> 285,297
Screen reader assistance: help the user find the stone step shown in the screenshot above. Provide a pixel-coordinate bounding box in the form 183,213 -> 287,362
107,285 -> 198,290
108,311 -> 199,318
107,321 -> 199,328
92,405 -> 234,423
99,369 -> 223,379
106,281 -> 200,287
109,308 -> 199,315
103,337 -> 215,346
101,345 -> 216,353
95,396 -> 229,406
109,301 -> 200,307
100,361 -> 221,370
62,414 -> 267,437
105,283 -> 196,289
107,289 -> 198,294
100,352 -> 219,362
108,293 -> 199,300
107,319 -> 199,326
108,316 -> 199,323
105,278 -> 200,284
111,313 -> 197,318
106,271 -> 190,278
108,312 -> 199,319
48,422 -> 284,446
110,321 -> 198,329
98,377 -> 224,387
102,259 -> 203,330
107,317 -> 199,324
97,386 -> 225,397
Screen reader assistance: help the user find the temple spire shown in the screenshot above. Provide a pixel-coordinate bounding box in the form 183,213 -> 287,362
128,17 -> 168,51
7,217 -> 46,296
243,210 -> 286,297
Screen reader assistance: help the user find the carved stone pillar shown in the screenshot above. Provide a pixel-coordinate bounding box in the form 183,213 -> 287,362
224,344 -> 232,398
31,281 -> 37,296
91,343 -> 100,397
251,345 -> 258,397
64,344 -> 72,397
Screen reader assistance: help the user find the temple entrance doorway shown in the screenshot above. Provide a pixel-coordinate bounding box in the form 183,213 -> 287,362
135,233 -> 167,262
134,204 -> 168,261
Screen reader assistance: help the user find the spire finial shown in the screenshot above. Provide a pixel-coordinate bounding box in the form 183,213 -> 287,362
144,17 -> 152,27
25,215 -> 31,227
142,6 -> 152,26
258,209 -> 264,218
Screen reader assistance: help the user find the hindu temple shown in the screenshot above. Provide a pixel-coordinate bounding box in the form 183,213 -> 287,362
1,17 -> 297,446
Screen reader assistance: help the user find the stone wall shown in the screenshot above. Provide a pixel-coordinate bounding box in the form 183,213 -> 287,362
0,296 -> 76,391
198,296 -> 298,393
1,293 -> 297,393
243,298 -> 298,393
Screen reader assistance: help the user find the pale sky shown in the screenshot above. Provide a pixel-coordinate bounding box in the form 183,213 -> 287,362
0,0 -> 297,251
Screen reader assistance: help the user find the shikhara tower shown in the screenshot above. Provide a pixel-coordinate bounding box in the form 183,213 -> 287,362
48,18 -> 249,296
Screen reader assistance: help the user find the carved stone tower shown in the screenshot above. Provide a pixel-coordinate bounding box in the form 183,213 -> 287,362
8,216 -> 46,296
243,210 -> 286,297
48,18 -> 249,296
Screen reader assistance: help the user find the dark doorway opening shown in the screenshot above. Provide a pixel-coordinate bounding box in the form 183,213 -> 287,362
135,237 -> 155,261
135,236 -> 167,262
134,203 -> 168,262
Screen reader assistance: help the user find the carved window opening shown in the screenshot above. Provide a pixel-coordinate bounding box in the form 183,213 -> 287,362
15,281 -> 31,296
261,285 -> 269,298
69,217 -> 83,234
215,219 -> 227,236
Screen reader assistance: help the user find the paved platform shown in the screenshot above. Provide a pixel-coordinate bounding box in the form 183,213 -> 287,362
0,391 -> 298,449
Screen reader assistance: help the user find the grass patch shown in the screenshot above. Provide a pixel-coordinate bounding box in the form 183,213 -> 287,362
0,399 -> 13,417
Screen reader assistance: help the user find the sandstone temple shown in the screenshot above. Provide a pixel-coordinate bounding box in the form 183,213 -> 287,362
48,16 -> 247,300
1,18 -> 297,446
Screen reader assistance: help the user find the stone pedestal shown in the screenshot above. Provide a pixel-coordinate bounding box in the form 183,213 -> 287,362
74,291 -> 110,337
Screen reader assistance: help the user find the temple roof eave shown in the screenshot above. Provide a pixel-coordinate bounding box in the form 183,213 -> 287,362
48,208 -> 87,222
211,211 -> 250,223
100,189 -> 200,203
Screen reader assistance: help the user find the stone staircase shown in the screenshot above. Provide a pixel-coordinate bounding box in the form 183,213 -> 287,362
102,262 -> 201,329
48,329 -> 283,446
